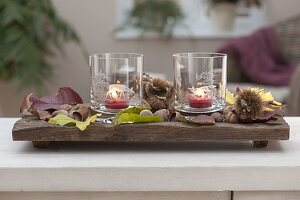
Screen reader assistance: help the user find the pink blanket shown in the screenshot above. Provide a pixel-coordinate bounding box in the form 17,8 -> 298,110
218,27 -> 296,86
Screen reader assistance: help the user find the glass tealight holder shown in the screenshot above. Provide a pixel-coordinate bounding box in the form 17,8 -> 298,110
90,53 -> 143,114
173,52 -> 227,114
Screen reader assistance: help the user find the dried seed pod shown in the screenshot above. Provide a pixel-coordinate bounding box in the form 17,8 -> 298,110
65,104 -> 92,121
70,104 -> 90,111
154,109 -> 170,121
210,112 -> 223,122
143,73 -> 153,83
143,74 -> 174,111
69,108 -> 91,121
224,111 -> 239,124
68,111 -> 82,121
59,104 -> 73,111
142,99 -> 151,108
223,106 -> 233,115
234,89 -> 263,120
52,110 -> 68,117
153,78 -> 168,91
140,109 -> 153,116
169,111 -> 182,122
146,96 -> 167,110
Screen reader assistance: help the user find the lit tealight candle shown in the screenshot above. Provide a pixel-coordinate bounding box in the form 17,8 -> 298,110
105,81 -> 129,109
188,86 -> 213,109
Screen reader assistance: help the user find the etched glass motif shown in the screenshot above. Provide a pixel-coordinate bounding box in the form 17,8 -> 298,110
93,73 -> 111,101
196,71 -> 215,86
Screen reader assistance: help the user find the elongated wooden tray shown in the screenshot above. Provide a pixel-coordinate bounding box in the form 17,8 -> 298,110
12,118 -> 290,148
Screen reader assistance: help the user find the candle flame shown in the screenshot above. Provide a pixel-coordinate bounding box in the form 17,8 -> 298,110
189,86 -> 215,99
193,86 -> 212,97
106,82 -> 125,100
194,88 -> 206,97
110,88 -> 119,99
196,82 -> 204,86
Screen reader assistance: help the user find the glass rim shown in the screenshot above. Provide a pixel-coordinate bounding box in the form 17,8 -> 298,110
91,53 -> 143,60
173,52 -> 227,59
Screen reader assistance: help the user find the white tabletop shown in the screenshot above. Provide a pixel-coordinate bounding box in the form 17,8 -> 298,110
0,117 -> 300,192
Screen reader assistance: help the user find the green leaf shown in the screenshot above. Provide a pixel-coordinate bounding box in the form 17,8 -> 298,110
48,113 -> 98,131
120,0 -> 184,37
2,1 -> 24,25
115,113 -> 162,125
113,106 -> 162,125
113,106 -> 151,124
226,89 -> 235,105
0,0 -> 84,90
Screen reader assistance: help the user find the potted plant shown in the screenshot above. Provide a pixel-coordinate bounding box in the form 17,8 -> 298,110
0,0 -> 87,116
0,0 -> 85,90
120,0 -> 184,37
207,0 -> 261,32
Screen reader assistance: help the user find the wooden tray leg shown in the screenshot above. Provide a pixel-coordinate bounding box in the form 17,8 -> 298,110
252,140 -> 268,148
32,141 -> 51,148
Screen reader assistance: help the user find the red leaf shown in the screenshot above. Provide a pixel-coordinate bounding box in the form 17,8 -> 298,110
22,87 -> 83,112
20,93 -> 34,113
257,106 -> 285,121
30,109 -> 53,121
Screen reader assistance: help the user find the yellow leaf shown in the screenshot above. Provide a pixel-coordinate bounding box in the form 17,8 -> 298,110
272,101 -> 282,106
226,89 -> 235,105
48,113 -> 98,131
261,92 -> 274,102
218,83 -> 223,98
251,88 -> 274,102
251,87 -> 263,93
250,88 -> 283,112
263,106 -> 274,112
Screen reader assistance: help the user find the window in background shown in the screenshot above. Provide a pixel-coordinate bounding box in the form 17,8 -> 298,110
116,0 -> 267,39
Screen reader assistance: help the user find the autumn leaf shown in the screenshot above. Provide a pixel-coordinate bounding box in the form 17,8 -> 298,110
115,113 -> 162,125
257,109 -> 284,121
21,87 -> 83,112
113,106 -> 152,124
31,110 -> 53,121
227,87 -> 285,123
226,89 -> 235,105
48,113 -> 98,131
251,88 -> 274,102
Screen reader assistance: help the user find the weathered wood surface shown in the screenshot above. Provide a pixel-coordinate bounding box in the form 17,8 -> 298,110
12,118 -> 290,145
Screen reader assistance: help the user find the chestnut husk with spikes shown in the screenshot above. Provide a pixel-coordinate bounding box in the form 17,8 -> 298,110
233,87 -> 263,123
224,87 -> 285,124
142,73 -> 174,112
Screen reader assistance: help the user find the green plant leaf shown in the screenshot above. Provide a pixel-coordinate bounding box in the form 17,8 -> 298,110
48,113 -> 98,131
113,106 -> 151,123
115,113 -> 162,125
120,0 -> 184,37
113,106 -> 162,125
0,0 -> 85,90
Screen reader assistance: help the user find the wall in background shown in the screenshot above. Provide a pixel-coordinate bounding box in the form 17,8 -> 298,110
266,0 -> 300,23
1,0 -> 299,117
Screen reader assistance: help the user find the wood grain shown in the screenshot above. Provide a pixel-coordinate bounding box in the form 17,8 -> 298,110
12,118 -> 290,147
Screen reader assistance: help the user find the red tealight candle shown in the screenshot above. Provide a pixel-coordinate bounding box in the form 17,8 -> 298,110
188,94 -> 212,108
105,83 -> 129,109
105,98 -> 129,109
188,87 -> 212,109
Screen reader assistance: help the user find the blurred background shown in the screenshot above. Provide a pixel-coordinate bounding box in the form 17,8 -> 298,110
0,0 -> 299,117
